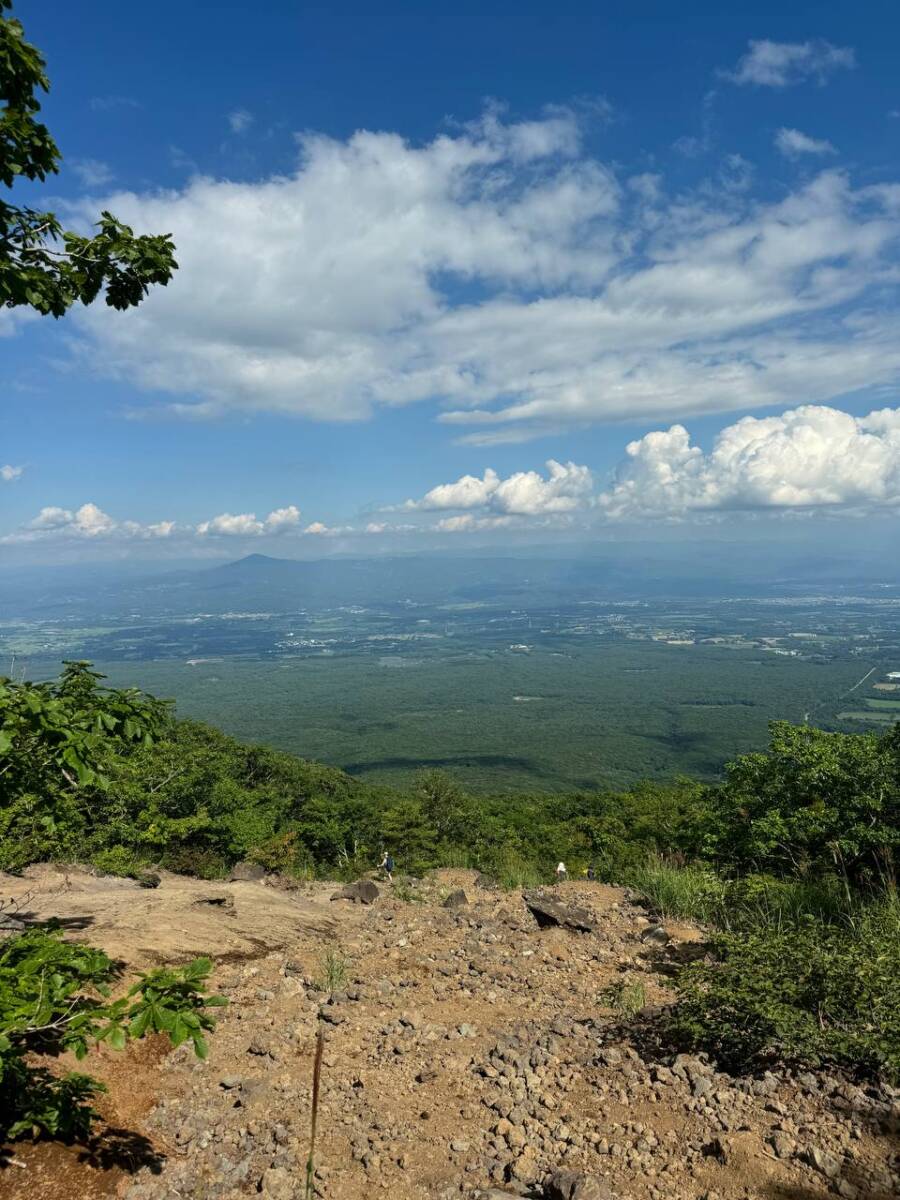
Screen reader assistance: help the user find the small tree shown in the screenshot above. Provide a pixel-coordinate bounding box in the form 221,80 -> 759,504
707,721 -> 899,885
1,0 -> 176,315
0,662 -> 173,869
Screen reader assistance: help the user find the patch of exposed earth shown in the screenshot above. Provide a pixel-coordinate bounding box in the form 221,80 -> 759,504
1,866 -> 898,1200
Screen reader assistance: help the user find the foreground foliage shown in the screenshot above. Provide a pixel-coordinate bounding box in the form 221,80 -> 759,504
1,0 -> 176,316
0,927 -> 225,1140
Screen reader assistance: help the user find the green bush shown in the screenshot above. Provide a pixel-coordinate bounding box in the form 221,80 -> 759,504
707,721 -> 899,885
91,845 -> 145,878
0,927 -> 226,1140
668,899 -> 900,1082
248,830 -> 315,878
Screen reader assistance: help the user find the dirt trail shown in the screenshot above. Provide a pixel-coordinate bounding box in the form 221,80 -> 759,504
1,867 -> 898,1200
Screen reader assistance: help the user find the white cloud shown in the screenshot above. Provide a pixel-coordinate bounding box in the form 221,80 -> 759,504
3,503 -> 175,544
3,503 -> 299,543
404,459 -> 593,516
433,513 -> 516,532
196,506 -> 301,536
775,128 -> 837,158
263,505 -> 302,532
599,405 -> 900,519
228,109 -> 254,134
55,111 -> 900,442
302,521 -> 355,536
725,39 -> 856,88
406,469 -> 501,511
70,158 -> 115,188
1,464 -> 24,482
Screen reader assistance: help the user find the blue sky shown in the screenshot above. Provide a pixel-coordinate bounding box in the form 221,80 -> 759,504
2,0 -> 900,561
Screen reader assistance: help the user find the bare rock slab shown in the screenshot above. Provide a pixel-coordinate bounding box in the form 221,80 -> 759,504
524,891 -> 597,933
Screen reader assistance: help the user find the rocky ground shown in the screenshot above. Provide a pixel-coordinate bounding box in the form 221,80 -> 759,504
2,866 -> 899,1200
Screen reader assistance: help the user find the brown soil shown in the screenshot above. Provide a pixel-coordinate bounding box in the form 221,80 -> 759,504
1,866 -> 897,1200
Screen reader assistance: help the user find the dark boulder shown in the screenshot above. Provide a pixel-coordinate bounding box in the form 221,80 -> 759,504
330,879 -> 379,905
545,1169 -> 618,1200
443,889 -> 469,908
524,891 -> 597,933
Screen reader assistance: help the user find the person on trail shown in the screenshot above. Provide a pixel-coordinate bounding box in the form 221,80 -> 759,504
556,861 -> 567,884
379,851 -> 395,883
587,862 -> 596,881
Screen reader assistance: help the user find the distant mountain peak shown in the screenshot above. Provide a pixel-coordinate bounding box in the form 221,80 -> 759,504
223,553 -> 288,568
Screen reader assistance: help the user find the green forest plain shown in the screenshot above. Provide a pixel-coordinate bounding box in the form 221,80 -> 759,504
5,585 -> 899,792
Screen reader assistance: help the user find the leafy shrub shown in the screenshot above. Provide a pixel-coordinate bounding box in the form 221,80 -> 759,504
158,845 -> 228,880
708,721 -> 900,885
667,899 -> 900,1082
248,830 -> 315,878
0,662 -> 172,871
0,927 -> 226,1140
91,845 -> 145,878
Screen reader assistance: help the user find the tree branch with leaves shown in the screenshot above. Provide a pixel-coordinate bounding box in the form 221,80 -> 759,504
1,0 -> 176,316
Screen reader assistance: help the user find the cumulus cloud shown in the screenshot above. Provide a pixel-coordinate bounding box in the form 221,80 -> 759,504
775,128 -> 836,158
196,505 -> 301,536
3,503 -> 300,544
1,465 -> 24,482
2,503 -> 176,544
404,460 -> 593,516
599,405 -> 900,519
405,469 -> 501,511
263,505 -> 302,532
59,106 -> 900,444
725,39 -> 856,88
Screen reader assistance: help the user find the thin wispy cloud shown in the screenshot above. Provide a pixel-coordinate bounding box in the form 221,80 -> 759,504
228,109 -> 254,134
724,39 -> 856,88
775,128 -> 837,158
1,465 -> 24,483
89,94 -> 141,112
70,158 -> 115,188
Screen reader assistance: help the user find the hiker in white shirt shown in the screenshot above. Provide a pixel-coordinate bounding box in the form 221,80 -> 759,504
555,861 -> 567,884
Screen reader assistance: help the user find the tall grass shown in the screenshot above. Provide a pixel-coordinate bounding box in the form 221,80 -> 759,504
620,857 -> 725,922
437,846 -> 476,870
316,945 -> 350,994
619,853 -> 894,931
489,847 -> 544,891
